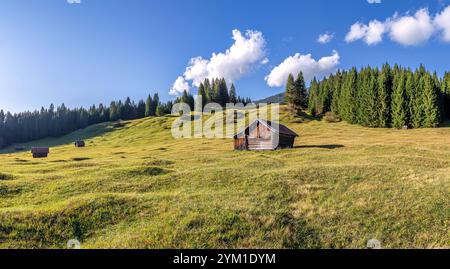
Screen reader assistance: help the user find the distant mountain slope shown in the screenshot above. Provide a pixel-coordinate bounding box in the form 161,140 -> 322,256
255,92 -> 285,104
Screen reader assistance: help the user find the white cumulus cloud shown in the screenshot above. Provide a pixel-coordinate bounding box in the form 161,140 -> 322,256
170,29 -> 267,95
389,9 -> 435,46
345,23 -> 368,43
367,0 -> 381,4
345,20 -> 386,45
365,20 -> 387,44
346,6 -> 450,46
435,5 -> 450,42
265,51 -> 340,87
317,33 -> 334,44
170,76 -> 190,96
67,0 -> 81,4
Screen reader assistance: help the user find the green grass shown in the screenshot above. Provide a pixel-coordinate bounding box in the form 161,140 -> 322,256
0,107 -> 449,249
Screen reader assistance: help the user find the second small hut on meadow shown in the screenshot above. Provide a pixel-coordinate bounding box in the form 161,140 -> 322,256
74,140 -> 86,147
234,119 -> 298,151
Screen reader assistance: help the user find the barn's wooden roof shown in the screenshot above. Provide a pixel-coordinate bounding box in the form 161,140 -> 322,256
31,147 -> 49,154
234,119 -> 299,138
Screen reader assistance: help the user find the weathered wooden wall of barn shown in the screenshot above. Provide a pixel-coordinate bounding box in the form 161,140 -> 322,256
234,121 -> 297,151
247,124 -> 276,150
248,123 -> 272,139
234,138 -> 247,150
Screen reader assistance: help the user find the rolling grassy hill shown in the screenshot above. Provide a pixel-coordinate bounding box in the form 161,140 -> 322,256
0,107 -> 449,249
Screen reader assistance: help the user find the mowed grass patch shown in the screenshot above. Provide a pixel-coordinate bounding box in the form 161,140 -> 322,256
0,107 -> 449,248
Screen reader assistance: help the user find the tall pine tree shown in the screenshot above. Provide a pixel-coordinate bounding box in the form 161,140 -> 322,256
412,71 -> 425,128
308,78 -> 319,115
341,68 -> 358,123
404,70 -> 415,125
145,94 -> 153,117
285,74 -> 298,114
229,83 -> 237,104
294,72 -> 308,110
198,83 -> 208,108
422,73 -> 440,127
443,72 -> 450,118
378,64 -> 392,127
391,71 -> 407,128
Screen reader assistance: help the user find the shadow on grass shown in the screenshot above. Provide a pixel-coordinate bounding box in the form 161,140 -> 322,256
298,111 -> 321,121
287,111 -> 323,124
0,122 -> 115,154
295,144 -> 344,150
71,157 -> 92,162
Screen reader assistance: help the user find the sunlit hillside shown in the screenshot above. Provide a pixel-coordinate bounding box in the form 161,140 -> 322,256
0,107 -> 449,249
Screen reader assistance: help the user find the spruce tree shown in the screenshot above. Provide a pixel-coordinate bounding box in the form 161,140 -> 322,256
331,71 -> 342,115
145,94 -> 153,117
229,83 -> 237,104
391,71 -> 407,128
204,79 -> 214,103
198,83 -> 207,108
355,67 -> 364,125
150,93 -> 159,116
321,77 -> 332,113
443,72 -> 450,119
124,97 -> 133,120
308,78 -> 318,115
109,101 -> 119,121
294,72 -> 308,110
180,90 -> 195,110
365,68 -> 379,127
378,64 -> 392,127
404,70 -> 415,125
422,73 -> 440,127
155,105 -> 164,117
218,78 -> 230,106
412,72 -> 425,128
433,72 -> 445,121
212,78 -> 220,103
341,68 -> 357,123
137,100 -> 146,118
285,74 -> 298,114
181,90 -> 190,106
0,110 -> 4,148
116,100 -> 124,120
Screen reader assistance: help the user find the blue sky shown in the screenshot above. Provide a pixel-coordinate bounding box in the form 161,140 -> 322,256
1,0 -> 450,112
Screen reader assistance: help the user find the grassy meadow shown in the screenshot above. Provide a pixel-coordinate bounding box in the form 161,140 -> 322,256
0,107 -> 449,249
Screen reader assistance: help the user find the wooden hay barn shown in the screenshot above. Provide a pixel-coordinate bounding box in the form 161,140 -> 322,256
74,140 -> 85,147
31,147 -> 49,158
234,119 -> 298,151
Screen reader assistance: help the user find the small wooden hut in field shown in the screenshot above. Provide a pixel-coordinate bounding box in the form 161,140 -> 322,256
74,140 -> 85,147
31,147 -> 49,158
234,119 -> 298,151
